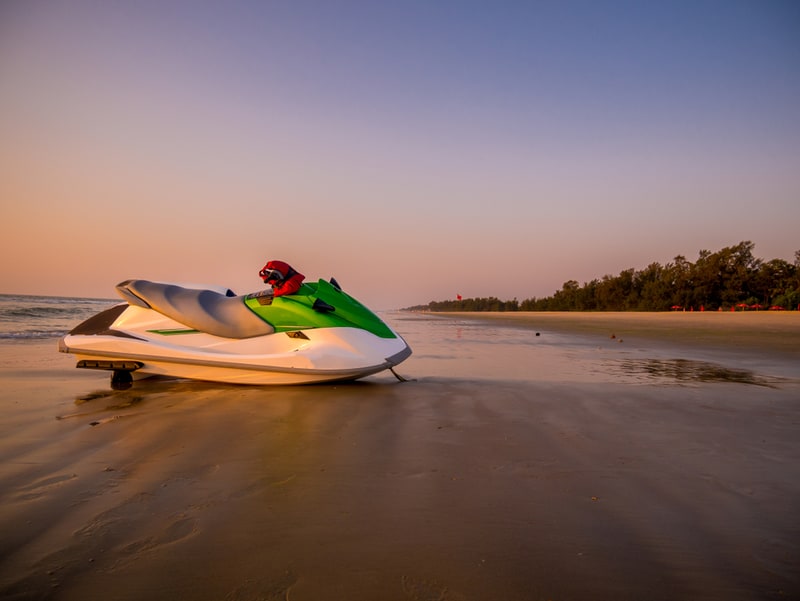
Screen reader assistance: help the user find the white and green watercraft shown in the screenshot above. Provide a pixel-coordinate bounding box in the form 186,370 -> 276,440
59,278 -> 411,387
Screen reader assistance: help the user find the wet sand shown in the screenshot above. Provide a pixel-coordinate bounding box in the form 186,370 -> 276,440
1,313 -> 799,600
443,310 -> 800,356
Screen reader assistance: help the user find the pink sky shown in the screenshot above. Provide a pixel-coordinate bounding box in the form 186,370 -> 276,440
2,1 -> 798,309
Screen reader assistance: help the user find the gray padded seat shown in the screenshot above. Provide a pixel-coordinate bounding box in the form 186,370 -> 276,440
116,280 -> 274,339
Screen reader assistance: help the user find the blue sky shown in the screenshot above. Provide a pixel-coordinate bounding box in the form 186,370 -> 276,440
1,1 -> 798,308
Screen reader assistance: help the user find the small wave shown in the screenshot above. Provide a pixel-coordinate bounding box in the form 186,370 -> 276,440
0,296 -> 117,340
0,293 -> 113,303
0,330 -> 68,340
0,306 -> 86,319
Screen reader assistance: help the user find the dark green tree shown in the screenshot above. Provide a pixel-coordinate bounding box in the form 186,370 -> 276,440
403,242 -> 799,312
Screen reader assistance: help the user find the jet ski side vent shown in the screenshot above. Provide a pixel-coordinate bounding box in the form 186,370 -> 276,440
312,299 -> 336,313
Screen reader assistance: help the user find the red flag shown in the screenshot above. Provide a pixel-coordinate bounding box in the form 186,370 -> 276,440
456,294 -> 462,301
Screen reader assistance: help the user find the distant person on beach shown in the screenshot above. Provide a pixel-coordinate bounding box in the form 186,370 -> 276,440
259,260 -> 305,296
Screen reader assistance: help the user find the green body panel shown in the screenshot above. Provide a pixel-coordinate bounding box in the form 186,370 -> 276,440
244,279 -> 395,338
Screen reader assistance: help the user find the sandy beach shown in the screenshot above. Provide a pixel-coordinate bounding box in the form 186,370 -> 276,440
1,312 -> 798,600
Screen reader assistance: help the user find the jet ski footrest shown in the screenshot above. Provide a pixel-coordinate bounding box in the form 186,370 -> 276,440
77,360 -> 144,372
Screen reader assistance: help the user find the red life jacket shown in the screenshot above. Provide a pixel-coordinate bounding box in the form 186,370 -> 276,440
262,260 -> 305,296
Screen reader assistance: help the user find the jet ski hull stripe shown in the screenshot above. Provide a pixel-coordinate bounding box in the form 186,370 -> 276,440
60,344 -> 411,377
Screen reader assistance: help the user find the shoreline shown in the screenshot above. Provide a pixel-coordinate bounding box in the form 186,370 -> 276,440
427,310 -> 800,359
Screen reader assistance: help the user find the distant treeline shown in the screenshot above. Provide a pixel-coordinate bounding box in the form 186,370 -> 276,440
405,241 -> 800,312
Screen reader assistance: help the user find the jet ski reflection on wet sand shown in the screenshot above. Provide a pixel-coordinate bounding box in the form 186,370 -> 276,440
59,277 -> 412,388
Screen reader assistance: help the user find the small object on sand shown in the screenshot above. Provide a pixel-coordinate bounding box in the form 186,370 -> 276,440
591,496 -> 599,502
535,332 -> 540,336
610,334 -> 616,339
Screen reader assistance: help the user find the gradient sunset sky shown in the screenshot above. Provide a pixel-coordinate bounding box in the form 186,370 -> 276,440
2,1 -> 798,309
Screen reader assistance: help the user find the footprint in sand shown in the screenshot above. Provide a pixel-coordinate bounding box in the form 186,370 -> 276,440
111,516 -> 198,570
13,472 -> 78,501
225,570 -> 298,601
401,575 -> 464,601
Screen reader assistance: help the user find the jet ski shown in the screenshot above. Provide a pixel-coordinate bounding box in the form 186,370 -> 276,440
58,278 -> 412,387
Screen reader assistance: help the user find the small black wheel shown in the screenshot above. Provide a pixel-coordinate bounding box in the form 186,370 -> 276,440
111,370 -> 133,390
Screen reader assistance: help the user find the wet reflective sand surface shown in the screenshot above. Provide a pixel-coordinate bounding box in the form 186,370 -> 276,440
1,313 -> 798,600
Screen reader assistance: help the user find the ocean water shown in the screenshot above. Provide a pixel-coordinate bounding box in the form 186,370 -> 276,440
0,294 -> 117,341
